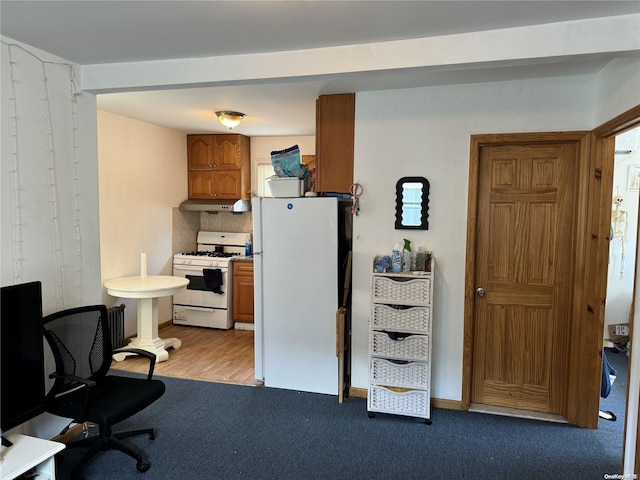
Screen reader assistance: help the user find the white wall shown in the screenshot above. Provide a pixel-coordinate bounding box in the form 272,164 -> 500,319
1,38 -> 101,310
352,75 -> 598,400
595,57 -> 640,126
1,37 -> 101,438
98,111 -> 187,335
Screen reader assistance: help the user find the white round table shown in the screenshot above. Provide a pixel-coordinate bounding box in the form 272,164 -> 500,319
104,275 -> 189,362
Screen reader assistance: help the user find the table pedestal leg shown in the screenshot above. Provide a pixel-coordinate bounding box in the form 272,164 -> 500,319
112,297 -> 182,363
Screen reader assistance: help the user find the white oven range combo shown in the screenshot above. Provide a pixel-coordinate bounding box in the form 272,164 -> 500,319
172,231 -> 247,329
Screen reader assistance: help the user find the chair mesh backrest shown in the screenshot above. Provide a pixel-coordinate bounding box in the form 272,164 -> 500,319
44,306 -> 113,395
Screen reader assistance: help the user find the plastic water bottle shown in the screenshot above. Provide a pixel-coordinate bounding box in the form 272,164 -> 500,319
391,244 -> 402,273
245,233 -> 252,256
415,247 -> 426,271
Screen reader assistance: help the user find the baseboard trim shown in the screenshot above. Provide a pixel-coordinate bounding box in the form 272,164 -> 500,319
432,398 -> 464,410
159,320 -> 173,330
347,387 -> 463,411
349,387 -> 367,398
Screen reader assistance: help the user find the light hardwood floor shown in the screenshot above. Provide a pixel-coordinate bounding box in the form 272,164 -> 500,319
111,323 -> 260,386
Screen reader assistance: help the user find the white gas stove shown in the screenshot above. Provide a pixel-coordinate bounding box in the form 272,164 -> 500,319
172,232 -> 248,329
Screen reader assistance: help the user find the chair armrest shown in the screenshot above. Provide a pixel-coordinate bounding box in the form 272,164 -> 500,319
113,347 -> 157,380
48,373 -> 96,418
49,372 -> 96,388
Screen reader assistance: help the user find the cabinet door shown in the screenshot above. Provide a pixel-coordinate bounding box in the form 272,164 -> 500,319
212,170 -> 242,199
187,135 -> 214,169
316,94 -> 355,193
213,135 -> 243,168
188,170 -> 214,198
233,263 -> 254,322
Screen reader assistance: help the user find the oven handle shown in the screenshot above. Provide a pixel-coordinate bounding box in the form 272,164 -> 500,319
173,266 -> 228,294
173,265 -> 228,273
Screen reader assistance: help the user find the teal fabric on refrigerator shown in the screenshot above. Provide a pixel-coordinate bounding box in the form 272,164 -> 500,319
270,144 -> 308,178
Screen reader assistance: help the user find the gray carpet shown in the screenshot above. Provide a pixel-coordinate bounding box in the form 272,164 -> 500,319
55,365 -> 627,480
598,348 -> 628,456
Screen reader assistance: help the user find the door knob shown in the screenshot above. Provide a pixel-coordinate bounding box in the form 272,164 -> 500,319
476,287 -> 486,297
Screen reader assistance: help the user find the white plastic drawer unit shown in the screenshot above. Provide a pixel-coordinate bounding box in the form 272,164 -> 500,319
371,276 -> 431,306
368,264 -> 434,424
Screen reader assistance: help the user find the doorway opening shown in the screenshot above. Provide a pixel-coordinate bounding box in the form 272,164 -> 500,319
600,126 -> 640,446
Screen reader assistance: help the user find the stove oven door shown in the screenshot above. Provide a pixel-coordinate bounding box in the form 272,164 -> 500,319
172,264 -> 229,309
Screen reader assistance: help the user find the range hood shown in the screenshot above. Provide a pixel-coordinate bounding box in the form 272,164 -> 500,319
179,199 -> 250,213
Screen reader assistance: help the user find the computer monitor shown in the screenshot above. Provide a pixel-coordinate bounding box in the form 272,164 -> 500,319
1,281 -> 46,441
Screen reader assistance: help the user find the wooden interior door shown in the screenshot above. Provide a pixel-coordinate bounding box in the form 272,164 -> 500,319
471,142 -> 579,414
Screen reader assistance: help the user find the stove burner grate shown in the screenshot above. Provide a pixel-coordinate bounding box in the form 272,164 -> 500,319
179,251 -> 240,258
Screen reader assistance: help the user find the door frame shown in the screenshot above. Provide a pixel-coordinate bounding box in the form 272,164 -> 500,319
462,131 -> 593,426
592,105 -> 640,471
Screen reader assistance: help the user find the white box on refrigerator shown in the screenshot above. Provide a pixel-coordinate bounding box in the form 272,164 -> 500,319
265,176 -> 304,197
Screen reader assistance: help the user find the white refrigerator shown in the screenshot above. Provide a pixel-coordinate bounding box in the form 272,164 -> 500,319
252,196 -> 348,395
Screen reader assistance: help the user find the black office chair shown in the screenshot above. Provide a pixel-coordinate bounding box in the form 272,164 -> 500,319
43,305 -> 165,478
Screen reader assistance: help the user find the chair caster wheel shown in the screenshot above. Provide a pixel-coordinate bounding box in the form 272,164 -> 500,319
425,418 -> 432,425
137,460 -> 150,472
367,412 -> 375,418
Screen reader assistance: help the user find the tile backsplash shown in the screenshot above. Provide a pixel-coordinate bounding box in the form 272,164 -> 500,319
200,211 -> 252,233
172,208 -> 199,254
171,207 -> 252,254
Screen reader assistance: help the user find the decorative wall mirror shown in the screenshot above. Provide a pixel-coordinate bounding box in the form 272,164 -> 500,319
395,176 -> 430,230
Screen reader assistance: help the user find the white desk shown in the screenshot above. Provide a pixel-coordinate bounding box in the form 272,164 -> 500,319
0,434 -> 65,480
104,275 -> 189,362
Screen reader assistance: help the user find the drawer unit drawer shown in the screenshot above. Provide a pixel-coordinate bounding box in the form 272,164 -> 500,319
370,331 -> 429,361
368,385 -> 429,418
372,276 -> 430,306
233,261 -> 254,275
370,358 -> 429,389
371,304 -> 430,333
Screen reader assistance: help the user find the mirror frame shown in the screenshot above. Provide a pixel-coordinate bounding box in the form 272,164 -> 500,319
395,176 -> 430,230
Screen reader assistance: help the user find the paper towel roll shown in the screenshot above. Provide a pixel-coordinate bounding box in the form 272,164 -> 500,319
141,253 -> 147,279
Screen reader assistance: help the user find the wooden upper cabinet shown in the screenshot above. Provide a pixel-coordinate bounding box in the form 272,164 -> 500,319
187,135 -> 214,169
213,170 -> 242,199
315,94 -> 355,193
188,170 -> 214,199
188,170 -> 242,199
213,135 -> 244,168
187,134 -> 251,200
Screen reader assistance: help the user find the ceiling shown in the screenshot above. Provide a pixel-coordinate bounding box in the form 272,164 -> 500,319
2,1 -> 640,136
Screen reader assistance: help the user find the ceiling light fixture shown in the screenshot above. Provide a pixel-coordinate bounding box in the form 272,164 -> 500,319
215,111 -> 245,130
